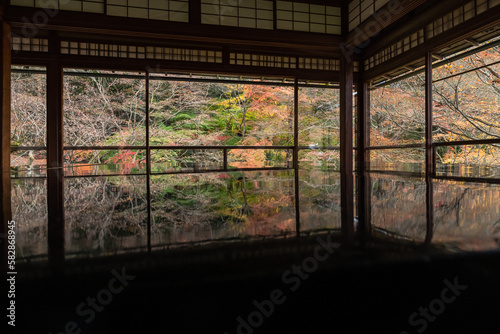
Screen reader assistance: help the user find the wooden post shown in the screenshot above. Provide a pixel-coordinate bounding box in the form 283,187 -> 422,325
146,70 -> 152,253
0,18 -> 11,268
340,53 -> 355,240
189,0 -> 201,25
425,52 -> 434,243
356,70 -> 371,235
294,78 -> 300,237
47,35 -> 65,266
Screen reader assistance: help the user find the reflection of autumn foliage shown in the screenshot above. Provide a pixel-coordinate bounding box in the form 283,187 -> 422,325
13,171 -> 500,258
433,180 -> 500,251
371,175 -> 427,240
440,145 -> 500,165
371,174 -> 500,250
299,169 -> 341,231
11,179 -> 48,258
300,150 -> 340,169
105,150 -> 140,164
150,171 -> 295,245
64,176 -> 148,256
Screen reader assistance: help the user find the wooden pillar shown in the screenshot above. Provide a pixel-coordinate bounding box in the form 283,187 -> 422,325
425,53 -> 434,178
425,52 -> 434,243
189,0 -> 201,25
146,71 -> 152,253
356,70 -> 371,235
340,54 -> 354,240
47,36 -> 65,266
294,78 -> 300,237
0,19 -> 12,268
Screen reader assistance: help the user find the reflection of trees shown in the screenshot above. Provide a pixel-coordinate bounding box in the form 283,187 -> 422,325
14,172 -> 500,257
371,176 -> 500,242
64,176 -> 148,254
370,176 -> 427,239
237,175 -> 252,218
435,188 -> 470,227
433,182 -> 500,240
299,170 -> 341,231
150,171 -> 294,243
11,179 -> 48,258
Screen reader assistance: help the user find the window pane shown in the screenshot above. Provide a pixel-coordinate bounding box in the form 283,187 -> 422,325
433,46 -> 500,142
370,148 -> 425,173
151,148 -> 224,173
298,149 -> 340,170
228,148 -> 292,168
370,75 -> 425,146
11,150 -> 47,177
298,87 -> 340,147
435,144 -> 500,178
370,173 -> 427,240
12,178 -> 48,260
64,70 -> 146,146
64,149 -> 146,176
299,169 -> 341,231
149,80 -> 294,146
11,66 -> 46,147
65,175 -> 148,258
433,180 -> 500,251
150,170 -> 295,247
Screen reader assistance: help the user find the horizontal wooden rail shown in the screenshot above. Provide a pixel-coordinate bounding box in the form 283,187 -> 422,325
367,144 -> 425,150
433,139 -> 500,147
434,175 -> 500,184
13,145 -> 348,151
62,146 -> 294,150
369,170 -> 425,178
297,146 -> 341,150
11,146 -> 46,151
150,145 -> 294,150
11,68 -> 339,89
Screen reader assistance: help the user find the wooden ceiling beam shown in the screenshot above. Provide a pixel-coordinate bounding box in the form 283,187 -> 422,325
464,38 -> 480,47
283,0 -> 345,6
5,7 -> 341,56
346,0 -> 427,46
46,31 -> 342,59
363,6 -> 500,81
362,0 -> 473,58
11,52 -> 347,83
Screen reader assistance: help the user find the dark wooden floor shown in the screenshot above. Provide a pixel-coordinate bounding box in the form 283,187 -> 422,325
13,234 -> 500,334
